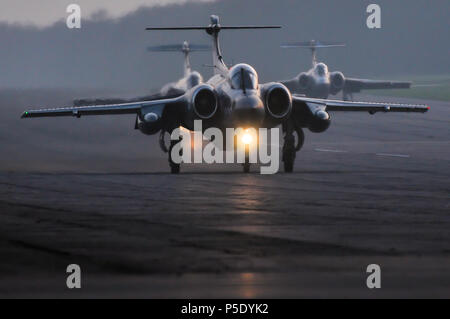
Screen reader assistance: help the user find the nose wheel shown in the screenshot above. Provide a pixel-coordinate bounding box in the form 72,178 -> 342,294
243,144 -> 250,173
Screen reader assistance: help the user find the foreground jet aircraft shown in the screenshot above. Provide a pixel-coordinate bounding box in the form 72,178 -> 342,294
281,40 -> 412,100
21,16 -> 428,173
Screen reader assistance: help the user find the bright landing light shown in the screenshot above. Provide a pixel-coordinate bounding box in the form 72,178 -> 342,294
241,131 -> 253,145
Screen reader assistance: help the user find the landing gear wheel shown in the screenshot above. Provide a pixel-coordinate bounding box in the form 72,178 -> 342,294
282,120 -> 296,173
168,139 -> 181,174
282,143 -> 295,173
170,162 -> 180,174
283,156 -> 294,173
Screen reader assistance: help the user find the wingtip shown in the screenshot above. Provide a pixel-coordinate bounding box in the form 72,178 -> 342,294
21,111 -> 28,118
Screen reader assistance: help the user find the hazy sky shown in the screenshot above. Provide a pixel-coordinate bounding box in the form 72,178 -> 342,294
0,0 -> 214,27
0,0 -> 448,89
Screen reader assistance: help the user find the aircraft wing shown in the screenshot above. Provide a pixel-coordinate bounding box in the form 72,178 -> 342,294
344,78 -> 411,93
280,78 -> 307,94
73,91 -> 184,107
292,95 -> 429,113
21,96 -> 184,118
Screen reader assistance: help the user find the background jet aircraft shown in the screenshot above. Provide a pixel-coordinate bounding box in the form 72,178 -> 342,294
21,16 -> 428,174
281,40 -> 412,100
74,40 -> 208,107
148,41 -> 210,96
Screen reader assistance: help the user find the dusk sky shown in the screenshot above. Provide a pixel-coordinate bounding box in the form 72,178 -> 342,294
0,0 -> 214,27
0,0 -> 448,89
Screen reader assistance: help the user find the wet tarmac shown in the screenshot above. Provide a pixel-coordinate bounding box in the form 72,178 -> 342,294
0,89 -> 449,297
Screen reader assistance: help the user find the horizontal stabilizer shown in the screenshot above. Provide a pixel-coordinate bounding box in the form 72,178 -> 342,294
147,44 -> 210,52
281,40 -> 345,49
146,26 -> 281,32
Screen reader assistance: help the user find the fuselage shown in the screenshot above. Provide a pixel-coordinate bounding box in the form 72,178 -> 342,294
198,63 -> 290,131
283,62 -> 346,99
303,62 -> 331,98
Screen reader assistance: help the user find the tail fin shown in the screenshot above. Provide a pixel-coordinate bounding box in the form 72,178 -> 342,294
281,40 -> 345,66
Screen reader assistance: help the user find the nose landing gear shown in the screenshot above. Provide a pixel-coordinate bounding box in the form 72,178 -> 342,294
243,144 -> 251,173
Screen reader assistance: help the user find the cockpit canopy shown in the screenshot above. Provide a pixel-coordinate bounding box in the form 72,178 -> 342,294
230,63 -> 259,90
315,63 -> 328,76
187,71 -> 203,88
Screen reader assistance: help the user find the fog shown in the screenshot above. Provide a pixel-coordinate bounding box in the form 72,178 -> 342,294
0,0 -> 448,92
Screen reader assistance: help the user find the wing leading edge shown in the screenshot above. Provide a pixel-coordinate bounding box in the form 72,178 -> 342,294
21,96 -> 185,118
344,78 -> 411,93
292,95 -> 429,113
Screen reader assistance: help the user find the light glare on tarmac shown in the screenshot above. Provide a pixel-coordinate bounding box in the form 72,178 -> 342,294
0,89 -> 449,298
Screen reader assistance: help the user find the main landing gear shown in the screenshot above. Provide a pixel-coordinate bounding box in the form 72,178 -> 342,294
169,139 -> 181,174
282,119 -> 304,173
161,129 -> 181,174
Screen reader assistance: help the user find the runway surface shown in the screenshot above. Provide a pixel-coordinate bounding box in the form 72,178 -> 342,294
0,89 -> 449,297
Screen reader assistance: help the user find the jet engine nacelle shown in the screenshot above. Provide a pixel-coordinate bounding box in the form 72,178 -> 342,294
298,73 -> 311,90
330,72 -> 345,94
263,83 -> 292,122
137,111 -> 163,135
308,110 -> 331,133
181,84 -> 219,130
190,84 -> 218,120
186,71 -> 203,89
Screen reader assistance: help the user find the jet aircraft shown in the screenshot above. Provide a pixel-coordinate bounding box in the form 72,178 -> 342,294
73,40 -> 207,107
21,16 -> 428,173
280,40 -> 412,100
148,41 -> 210,96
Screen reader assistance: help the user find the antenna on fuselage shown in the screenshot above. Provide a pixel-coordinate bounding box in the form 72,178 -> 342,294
281,40 -> 345,67
146,15 -> 281,76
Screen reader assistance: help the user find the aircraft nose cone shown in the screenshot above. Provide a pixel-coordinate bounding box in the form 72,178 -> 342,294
233,95 -> 265,126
